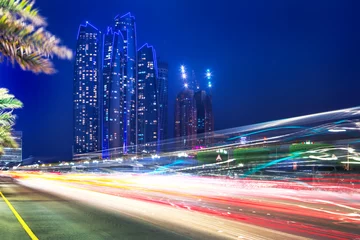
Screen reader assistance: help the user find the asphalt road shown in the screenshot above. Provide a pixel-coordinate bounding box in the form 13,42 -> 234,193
0,176 -> 190,240
2,173 -> 360,240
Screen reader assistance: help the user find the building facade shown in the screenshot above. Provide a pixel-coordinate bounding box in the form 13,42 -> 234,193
157,61 -> 169,143
174,89 -> 197,149
194,90 -> 214,146
73,22 -> 101,155
102,27 -> 124,158
137,44 -> 158,152
114,13 -> 137,153
0,131 -> 22,167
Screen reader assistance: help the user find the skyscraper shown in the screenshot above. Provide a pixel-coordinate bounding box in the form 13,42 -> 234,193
157,61 -> 169,143
137,44 -> 158,152
194,90 -> 214,146
73,22 -> 101,155
114,13 -> 137,153
174,88 -> 197,149
102,27 -> 124,158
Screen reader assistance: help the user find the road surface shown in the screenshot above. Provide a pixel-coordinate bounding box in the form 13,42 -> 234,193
0,176 -> 191,240
1,173 -> 360,240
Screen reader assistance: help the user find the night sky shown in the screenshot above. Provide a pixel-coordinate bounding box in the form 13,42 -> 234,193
1,0 -> 359,160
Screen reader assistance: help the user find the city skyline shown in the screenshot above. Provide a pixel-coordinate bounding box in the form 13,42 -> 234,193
73,13 -> 173,157
73,12 -> 215,157
1,0 -> 359,160
2,2 -> 360,239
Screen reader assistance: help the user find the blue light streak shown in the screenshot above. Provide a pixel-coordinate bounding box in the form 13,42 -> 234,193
227,126 -> 305,141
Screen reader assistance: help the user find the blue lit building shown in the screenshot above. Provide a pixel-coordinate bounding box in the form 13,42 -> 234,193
137,44 -> 158,152
114,13 -> 137,153
73,22 -> 101,155
157,61 -> 169,143
102,27 -> 124,158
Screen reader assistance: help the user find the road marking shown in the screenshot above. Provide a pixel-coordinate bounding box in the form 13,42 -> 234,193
0,191 -> 39,240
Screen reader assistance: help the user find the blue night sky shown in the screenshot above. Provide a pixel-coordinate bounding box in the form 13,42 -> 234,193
1,0 -> 359,160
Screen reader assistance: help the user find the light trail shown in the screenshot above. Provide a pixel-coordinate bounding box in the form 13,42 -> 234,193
5,106 -> 360,239
5,171 -> 360,239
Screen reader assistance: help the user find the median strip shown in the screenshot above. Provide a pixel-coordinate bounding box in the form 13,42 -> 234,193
0,191 -> 38,240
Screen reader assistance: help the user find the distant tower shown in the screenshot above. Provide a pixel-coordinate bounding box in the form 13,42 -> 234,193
157,61 -> 169,144
102,27 -> 124,158
114,13 -> 137,153
175,89 -> 197,149
205,69 -> 214,145
137,44 -> 158,152
73,22 -> 101,156
194,90 -> 214,146
175,66 -> 197,149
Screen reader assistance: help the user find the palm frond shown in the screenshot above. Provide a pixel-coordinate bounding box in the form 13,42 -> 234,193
0,126 -> 17,148
0,88 -> 23,110
0,0 -> 46,26
0,89 -> 21,155
0,111 -> 16,126
0,0 -> 72,74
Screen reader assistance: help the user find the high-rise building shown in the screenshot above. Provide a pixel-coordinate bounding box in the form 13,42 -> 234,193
157,61 -> 169,143
174,89 -> 197,149
73,22 -> 101,155
0,131 -> 22,167
114,13 -> 137,153
102,27 -> 124,158
137,44 -> 158,152
194,90 -> 214,146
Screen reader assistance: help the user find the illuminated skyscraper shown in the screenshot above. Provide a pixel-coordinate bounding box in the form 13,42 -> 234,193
137,44 -> 158,152
114,13 -> 137,152
102,27 -> 124,158
194,90 -> 214,146
73,22 -> 101,155
174,89 -> 197,149
157,61 -> 169,143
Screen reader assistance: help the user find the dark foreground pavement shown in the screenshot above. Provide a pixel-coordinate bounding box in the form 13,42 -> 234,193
0,176 -> 189,240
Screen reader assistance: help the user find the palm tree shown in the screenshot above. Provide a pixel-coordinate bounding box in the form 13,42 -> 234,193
0,1 -> 72,155
0,88 -> 22,154
0,0 -> 72,74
